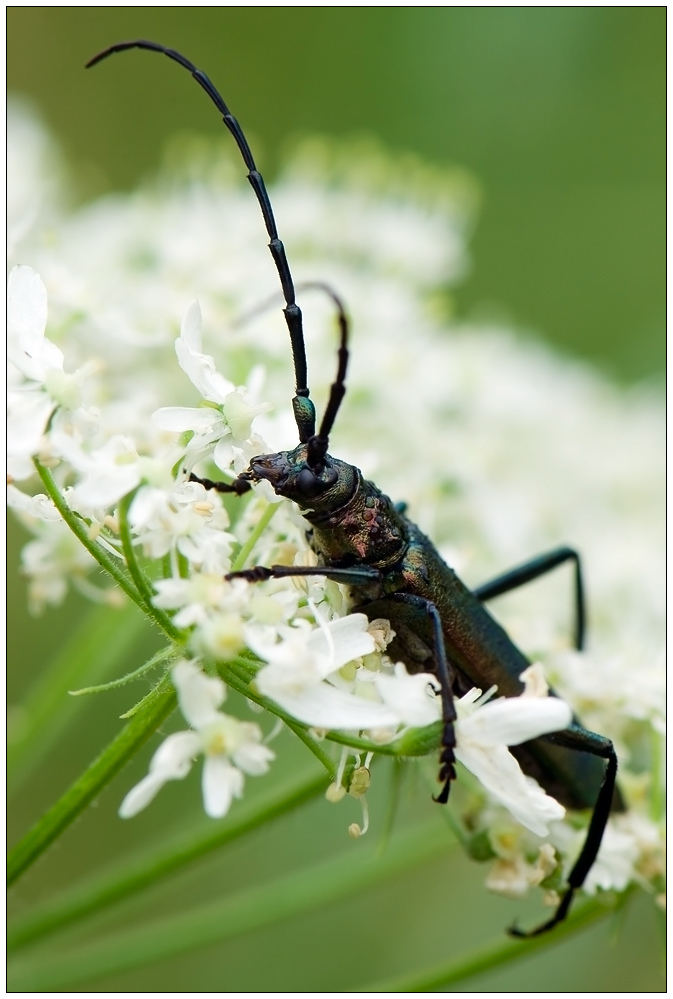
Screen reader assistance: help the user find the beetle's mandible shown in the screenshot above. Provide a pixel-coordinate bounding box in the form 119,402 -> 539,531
87,39 -> 622,938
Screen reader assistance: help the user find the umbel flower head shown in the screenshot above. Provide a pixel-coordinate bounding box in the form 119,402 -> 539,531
7,104 -> 664,912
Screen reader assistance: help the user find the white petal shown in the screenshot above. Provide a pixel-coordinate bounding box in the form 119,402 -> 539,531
119,771 -> 168,818
455,741 -> 565,836
308,614 -> 377,677
181,299 -> 203,351
232,740 -> 275,776
173,660 -> 226,728
70,465 -> 141,510
152,406 -> 223,432
7,391 -> 54,456
460,696 -> 572,747
119,730 -> 201,818
149,730 -> 202,776
201,756 -> 244,818
374,668 -> 441,727
257,672 -> 400,730
213,436 -> 235,471
8,265 -> 47,355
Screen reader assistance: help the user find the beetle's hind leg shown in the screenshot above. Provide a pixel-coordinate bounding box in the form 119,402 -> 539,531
509,726 -> 618,938
383,593 -> 457,804
474,546 -> 586,650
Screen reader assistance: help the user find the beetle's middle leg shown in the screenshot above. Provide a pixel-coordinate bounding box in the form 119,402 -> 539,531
474,546 -> 586,650
382,592 -> 458,805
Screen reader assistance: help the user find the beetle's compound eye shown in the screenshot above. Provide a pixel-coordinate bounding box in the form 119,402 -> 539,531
297,465 -> 338,498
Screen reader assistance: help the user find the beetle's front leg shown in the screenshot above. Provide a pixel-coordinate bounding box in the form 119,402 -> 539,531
383,592 -> 457,804
188,471 -> 253,496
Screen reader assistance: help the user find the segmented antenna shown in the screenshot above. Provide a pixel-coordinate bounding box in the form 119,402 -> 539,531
86,39 -> 316,441
231,280 -> 350,467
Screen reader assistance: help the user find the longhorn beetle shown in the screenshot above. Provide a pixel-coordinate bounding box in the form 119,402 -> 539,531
88,40 -> 621,937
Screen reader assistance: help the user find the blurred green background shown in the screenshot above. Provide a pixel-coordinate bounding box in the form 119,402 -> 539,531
7,8 -> 665,992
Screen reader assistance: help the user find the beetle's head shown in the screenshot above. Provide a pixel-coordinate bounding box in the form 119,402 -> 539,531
244,442 -> 356,513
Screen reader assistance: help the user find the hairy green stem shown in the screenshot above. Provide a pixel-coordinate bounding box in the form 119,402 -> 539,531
7,680 -> 176,886
7,820 -> 454,991
117,491 -> 159,606
7,602 -> 148,794
8,767 -> 328,951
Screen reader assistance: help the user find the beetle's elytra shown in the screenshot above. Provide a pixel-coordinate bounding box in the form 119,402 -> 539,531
88,39 -> 621,937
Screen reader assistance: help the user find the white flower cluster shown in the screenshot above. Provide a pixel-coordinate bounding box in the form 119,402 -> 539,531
7,103 -> 664,909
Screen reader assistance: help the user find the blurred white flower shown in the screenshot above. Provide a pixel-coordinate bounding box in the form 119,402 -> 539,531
7,265 -> 97,479
120,660 -> 274,819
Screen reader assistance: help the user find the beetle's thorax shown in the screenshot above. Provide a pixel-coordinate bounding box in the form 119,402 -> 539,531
244,443 -> 408,570
305,473 -> 408,569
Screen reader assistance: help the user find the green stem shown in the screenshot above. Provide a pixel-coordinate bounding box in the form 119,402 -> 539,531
230,500 -> 278,572
7,820 -> 453,991
359,896 -> 617,992
117,491 -> 158,606
7,680 -> 176,887
7,767 -> 328,951
7,602 -> 148,794
34,460 -> 184,643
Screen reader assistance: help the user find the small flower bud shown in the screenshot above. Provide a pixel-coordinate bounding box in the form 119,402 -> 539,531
325,782 -> 346,803
348,823 -> 362,839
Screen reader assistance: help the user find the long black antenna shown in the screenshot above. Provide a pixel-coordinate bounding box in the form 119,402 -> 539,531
231,280 -> 350,466
86,39 -> 316,442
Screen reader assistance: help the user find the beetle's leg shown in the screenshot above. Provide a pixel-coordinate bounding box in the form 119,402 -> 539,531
474,546 -> 586,650
188,472 -> 252,496
226,564 -> 383,586
383,592 -> 457,805
509,725 -> 618,938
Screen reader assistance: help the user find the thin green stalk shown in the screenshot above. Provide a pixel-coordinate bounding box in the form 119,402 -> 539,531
7,767 -> 329,951
69,644 -> 175,697
7,602 -> 148,794
7,680 -> 176,886
117,491 -> 158,606
7,820 -> 454,991
230,500 -> 278,572
34,460 -> 184,643
358,896 -> 618,992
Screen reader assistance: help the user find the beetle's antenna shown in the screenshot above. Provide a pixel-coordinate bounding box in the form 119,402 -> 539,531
306,282 -> 349,468
86,39 -> 316,442
231,280 -> 350,466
